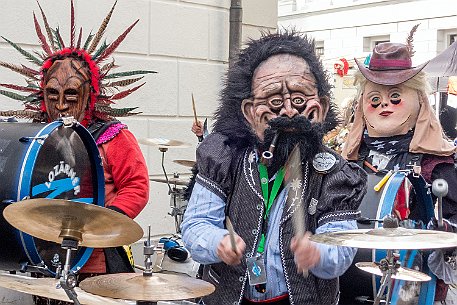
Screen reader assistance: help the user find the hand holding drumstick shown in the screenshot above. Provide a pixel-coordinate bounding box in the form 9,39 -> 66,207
216,217 -> 246,265
191,93 -> 204,141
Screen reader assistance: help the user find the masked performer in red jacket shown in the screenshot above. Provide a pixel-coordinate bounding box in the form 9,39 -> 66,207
0,2 -> 151,304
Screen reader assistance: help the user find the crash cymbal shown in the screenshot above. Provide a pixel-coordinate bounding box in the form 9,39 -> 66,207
80,272 -> 215,301
173,159 -> 196,167
3,199 -> 143,248
0,273 -> 129,304
149,176 -> 190,186
138,138 -> 191,149
310,227 -> 457,249
356,262 -> 431,282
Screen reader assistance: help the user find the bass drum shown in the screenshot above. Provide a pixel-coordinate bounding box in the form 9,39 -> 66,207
0,120 -> 104,276
339,171 -> 435,304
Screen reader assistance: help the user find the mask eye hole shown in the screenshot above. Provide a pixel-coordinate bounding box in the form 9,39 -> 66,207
390,93 -> 401,105
268,98 -> 283,109
292,97 -> 305,106
370,96 -> 381,108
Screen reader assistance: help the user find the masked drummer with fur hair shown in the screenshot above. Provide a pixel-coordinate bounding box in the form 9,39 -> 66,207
181,30 -> 367,305
342,26 -> 457,304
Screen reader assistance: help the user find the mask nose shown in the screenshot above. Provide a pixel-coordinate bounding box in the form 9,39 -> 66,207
279,99 -> 299,118
55,95 -> 69,111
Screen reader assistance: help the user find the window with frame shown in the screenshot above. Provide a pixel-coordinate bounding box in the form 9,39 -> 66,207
363,35 -> 390,52
315,41 -> 324,56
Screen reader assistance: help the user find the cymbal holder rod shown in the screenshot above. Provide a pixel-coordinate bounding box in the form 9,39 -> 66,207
170,187 -> 183,233
160,149 -> 172,194
432,179 -> 448,228
374,249 -> 396,305
143,225 -> 154,276
60,238 -> 81,305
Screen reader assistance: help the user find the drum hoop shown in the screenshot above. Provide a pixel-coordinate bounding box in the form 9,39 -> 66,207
371,172 -> 436,304
15,121 -> 105,275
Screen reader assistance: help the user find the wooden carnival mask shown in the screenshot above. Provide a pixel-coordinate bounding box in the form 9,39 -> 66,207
43,58 -> 91,122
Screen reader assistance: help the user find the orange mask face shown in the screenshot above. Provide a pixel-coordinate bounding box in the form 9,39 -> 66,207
242,54 -> 329,141
43,58 -> 91,122
362,81 -> 420,137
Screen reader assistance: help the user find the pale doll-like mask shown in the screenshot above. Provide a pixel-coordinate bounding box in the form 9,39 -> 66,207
362,81 -> 420,138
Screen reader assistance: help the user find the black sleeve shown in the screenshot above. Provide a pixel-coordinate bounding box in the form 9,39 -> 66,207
317,158 -> 368,226
194,133 -> 237,201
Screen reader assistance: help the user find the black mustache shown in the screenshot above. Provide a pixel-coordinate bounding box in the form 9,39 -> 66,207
262,115 -> 324,172
267,115 -> 314,133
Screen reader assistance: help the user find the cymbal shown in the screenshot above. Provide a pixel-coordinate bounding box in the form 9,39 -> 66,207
3,199 -> 143,248
138,138 -> 191,149
310,227 -> 457,249
356,262 -> 431,282
80,272 -> 215,301
173,159 -> 196,167
0,273 -> 129,304
149,176 -> 190,186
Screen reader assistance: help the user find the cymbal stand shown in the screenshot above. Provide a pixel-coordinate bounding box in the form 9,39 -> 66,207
373,250 -> 400,305
59,238 -> 81,305
158,146 -> 185,233
159,147 -> 172,194
169,184 -> 186,233
142,225 -> 165,274
137,226 -> 165,305
159,147 -> 182,233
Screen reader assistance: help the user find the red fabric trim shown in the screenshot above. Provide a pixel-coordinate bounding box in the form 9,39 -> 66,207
421,154 -> 455,182
243,294 -> 289,303
369,58 -> 412,70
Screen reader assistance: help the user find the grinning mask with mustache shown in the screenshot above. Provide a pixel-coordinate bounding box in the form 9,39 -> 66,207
242,53 -> 329,171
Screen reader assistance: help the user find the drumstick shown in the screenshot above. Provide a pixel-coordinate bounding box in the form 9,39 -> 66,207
191,93 -> 198,124
374,170 -> 393,192
284,145 -> 309,277
225,216 -> 237,252
363,160 -> 378,173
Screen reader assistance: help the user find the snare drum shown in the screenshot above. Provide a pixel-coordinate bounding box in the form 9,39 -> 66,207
0,120 -> 104,276
339,172 -> 436,304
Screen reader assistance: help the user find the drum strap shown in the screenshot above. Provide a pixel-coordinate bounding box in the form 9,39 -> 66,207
87,119 -> 121,141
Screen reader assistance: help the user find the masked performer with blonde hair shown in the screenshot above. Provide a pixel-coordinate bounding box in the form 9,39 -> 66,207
342,27 -> 457,304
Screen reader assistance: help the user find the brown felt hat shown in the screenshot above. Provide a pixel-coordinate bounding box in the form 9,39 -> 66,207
355,42 -> 428,86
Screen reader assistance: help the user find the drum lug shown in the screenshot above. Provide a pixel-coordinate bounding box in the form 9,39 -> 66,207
60,116 -> 77,127
19,135 -> 48,145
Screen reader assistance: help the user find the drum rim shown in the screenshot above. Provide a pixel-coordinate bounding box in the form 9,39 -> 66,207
14,121 -> 105,276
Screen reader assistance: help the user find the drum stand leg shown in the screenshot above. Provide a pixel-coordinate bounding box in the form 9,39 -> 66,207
170,188 -> 183,234
59,238 -> 81,305
373,250 -> 399,305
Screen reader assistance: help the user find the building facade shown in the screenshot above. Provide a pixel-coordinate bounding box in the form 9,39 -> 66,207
279,0 -> 457,106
